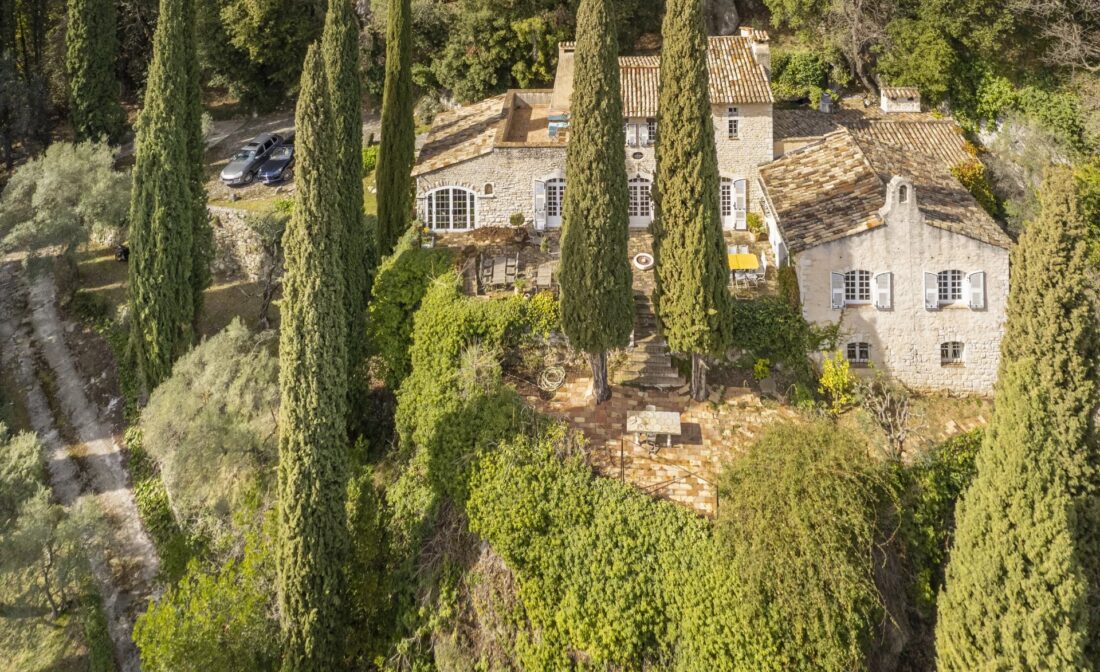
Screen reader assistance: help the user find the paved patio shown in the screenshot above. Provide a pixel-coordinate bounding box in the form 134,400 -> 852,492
516,374 -> 800,517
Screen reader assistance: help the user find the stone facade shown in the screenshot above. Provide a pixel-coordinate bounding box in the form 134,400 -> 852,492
414,104 -> 774,230
794,179 -> 1009,393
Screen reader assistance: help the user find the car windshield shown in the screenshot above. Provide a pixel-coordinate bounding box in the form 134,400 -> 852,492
233,150 -> 255,161
270,147 -> 292,159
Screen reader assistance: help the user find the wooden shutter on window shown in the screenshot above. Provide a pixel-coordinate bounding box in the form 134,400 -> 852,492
533,180 -> 546,230
831,272 -> 845,309
968,271 -> 986,310
638,121 -> 649,147
874,272 -> 893,310
924,272 -> 939,310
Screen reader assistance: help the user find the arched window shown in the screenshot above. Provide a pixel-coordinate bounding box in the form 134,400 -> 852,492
844,270 -> 872,303
937,269 -> 964,303
940,341 -> 965,365
426,187 -> 476,230
483,183 -> 494,195
898,184 -> 909,203
846,342 -> 871,367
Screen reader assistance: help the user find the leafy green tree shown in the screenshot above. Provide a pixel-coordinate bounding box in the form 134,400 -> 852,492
717,421 -> 897,671
558,0 -> 633,404
321,0 -> 371,396
652,0 -> 731,401
218,0 -> 324,110
141,318 -> 278,546
0,140 -> 129,257
0,424 -> 46,534
375,0 -> 414,257
134,525 -> 280,672
127,0 -> 210,391
936,168 -> 1099,669
276,43 -> 350,672
65,0 -> 125,142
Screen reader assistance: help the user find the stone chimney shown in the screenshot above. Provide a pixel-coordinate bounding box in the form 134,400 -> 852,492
819,90 -> 833,114
739,26 -> 771,79
880,175 -> 919,223
550,42 -> 575,113
879,86 -> 921,114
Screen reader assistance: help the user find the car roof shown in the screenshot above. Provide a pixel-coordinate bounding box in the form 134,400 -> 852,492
251,133 -> 278,144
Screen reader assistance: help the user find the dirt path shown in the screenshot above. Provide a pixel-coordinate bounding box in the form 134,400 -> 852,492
0,261 -> 158,672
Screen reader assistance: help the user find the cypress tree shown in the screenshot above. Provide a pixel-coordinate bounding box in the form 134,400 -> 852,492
66,0 -> 125,143
128,0 -> 208,391
374,0 -> 414,257
936,168 -> 1100,669
651,0 -> 731,401
321,0 -> 370,393
276,43 -> 350,672
558,0 -> 634,404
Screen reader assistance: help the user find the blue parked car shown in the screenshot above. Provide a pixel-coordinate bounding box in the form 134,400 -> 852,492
257,143 -> 294,185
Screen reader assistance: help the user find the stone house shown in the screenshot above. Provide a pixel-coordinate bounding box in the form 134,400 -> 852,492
412,28 -> 774,232
880,86 -> 921,114
757,127 -> 1012,393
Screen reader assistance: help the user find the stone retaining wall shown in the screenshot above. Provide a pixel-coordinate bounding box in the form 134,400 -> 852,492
208,205 -> 271,281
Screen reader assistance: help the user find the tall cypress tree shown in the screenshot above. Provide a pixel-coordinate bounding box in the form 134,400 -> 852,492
651,0 -> 731,401
559,0 -> 633,404
936,168 -> 1099,669
374,0 -> 414,257
66,0 -> 125,142
128,0 -> 208,391
276,43 -> 350,672
321,0 -> 369,391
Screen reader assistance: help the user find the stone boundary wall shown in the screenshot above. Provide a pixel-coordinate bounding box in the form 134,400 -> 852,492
208,205 -> 270,281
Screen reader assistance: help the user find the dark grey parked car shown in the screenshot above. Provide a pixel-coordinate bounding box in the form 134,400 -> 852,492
220,133 -> 282,186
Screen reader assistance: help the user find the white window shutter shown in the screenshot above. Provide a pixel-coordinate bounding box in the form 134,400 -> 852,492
831,272 -> 845,309
533,180 -> 546,230
638,121 -> 649,147
874,272 -> 893,310
968,271 -> 986,310
924,272 -> 939,310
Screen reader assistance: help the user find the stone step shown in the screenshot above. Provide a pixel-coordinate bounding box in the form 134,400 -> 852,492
630,342 -> 668,354
618,372 -> 685,389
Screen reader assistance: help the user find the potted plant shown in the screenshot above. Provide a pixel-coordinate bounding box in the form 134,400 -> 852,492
420,224 -> 435,248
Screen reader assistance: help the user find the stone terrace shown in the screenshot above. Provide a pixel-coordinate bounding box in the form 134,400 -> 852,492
516,376 -> 799,517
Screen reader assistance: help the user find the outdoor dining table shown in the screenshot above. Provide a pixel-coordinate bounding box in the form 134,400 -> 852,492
727,253 -> 760,271
626,410 -> 682,451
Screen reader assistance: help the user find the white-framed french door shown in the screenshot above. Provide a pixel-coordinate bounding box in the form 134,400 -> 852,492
721,177 -> 747,230
628,175 -> 653,228
545,178 -> 564,228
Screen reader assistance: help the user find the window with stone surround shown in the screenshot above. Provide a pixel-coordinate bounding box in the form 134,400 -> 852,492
846,342 -> 871,367
940,341 -> 965,366
646,118 -> 657,145
426,187 -> 476,230
844,270 -> 872,303
727,107 -> 740,139
628,176 -> 652,219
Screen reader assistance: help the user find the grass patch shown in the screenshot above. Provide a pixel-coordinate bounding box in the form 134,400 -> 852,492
208,195 -> 284,212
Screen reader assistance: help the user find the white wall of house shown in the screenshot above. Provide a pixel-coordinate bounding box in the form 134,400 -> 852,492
794,178 -> 1010,393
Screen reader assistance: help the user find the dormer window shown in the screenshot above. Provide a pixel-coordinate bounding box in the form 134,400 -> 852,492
899,184 -> 908,203
727,107 -> 740,140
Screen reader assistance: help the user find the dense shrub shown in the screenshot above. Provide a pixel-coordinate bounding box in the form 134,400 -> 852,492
467,427 -> 769,670
717,421 -> 901,671
898,429 -> 981,613
951,160 -> 1003,219
133,523 -> 280,672
771,49 -> 829,104
361,144 -> 379,176
729,296 -> 828,376
140,319 -> 278,545
368,228 -> 455,388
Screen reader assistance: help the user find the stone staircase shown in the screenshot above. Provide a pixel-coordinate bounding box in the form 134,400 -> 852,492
614,291 -> 684,389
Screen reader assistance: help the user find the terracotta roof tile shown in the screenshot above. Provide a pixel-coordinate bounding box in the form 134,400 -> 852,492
412,95 -> 507,177
882,86 -> 920,99
760,129 -> 1011,252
